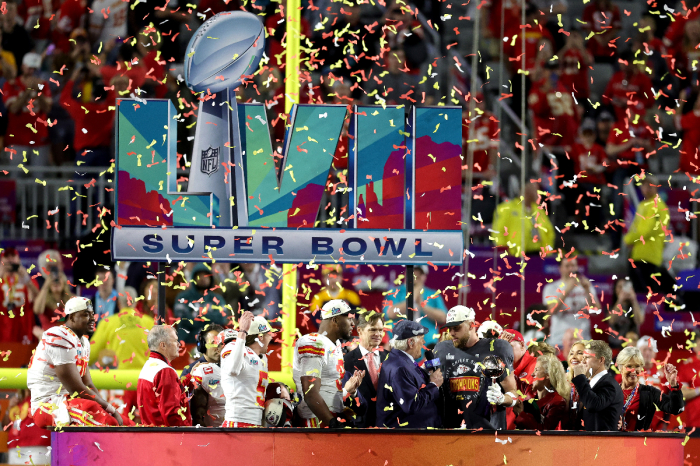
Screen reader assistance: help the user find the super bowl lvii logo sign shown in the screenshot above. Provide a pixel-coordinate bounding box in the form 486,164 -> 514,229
111,11 -> 464,265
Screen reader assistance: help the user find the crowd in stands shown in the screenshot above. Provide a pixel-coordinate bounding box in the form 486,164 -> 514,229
4,0 -> 700,461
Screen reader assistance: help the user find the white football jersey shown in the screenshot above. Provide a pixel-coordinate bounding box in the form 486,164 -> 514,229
192,362 -> 225,426
293,333 -> 345,419
220,339 -> 269,426
27,325 -> 90,419
88,0 -> 128,44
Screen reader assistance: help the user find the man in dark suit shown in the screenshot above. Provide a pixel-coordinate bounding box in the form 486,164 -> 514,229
343,312 -> 389,427
571,340 -> 624,431
375,320 -> 443,428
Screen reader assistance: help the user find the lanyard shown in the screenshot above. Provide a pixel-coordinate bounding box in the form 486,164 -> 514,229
621,384 -> 639,431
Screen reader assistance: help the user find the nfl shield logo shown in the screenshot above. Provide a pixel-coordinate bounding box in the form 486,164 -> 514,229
201,146 -> 219,176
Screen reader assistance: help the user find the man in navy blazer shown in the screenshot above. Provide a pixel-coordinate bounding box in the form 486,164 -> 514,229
376,320 -> 443,428
343,312 -> 389,427
571,340 -> 624,431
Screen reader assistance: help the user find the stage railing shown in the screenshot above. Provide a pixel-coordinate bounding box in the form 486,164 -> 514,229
0,368 -> 294,391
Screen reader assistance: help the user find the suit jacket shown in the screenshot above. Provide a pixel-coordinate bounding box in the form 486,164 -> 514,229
375,349 -> 441,428
572,371 -> 624,431
635,384 -> 684,431
342,346 -> 389,428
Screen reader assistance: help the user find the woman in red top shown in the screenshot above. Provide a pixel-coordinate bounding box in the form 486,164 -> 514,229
616,346 -> 684,431
513,351 -> 569,430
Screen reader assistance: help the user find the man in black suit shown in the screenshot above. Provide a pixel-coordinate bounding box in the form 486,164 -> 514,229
342,311 -> 388,427
571,340 -> 624,431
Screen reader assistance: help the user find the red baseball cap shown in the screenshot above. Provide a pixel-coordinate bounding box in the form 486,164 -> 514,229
503,329 -> 524,344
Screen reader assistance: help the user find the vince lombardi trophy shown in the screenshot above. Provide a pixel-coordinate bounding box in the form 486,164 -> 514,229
184,12 -> 265,227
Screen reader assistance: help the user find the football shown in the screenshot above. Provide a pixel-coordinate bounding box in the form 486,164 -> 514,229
262,398 -> 294,428
184,11 -> 265,94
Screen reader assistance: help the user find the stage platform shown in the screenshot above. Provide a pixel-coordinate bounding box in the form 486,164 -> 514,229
51,428 -> 686,466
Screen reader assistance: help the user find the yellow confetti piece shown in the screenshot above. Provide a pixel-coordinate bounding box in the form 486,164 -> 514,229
35,179 -> 46,186
25,124 -> 37,134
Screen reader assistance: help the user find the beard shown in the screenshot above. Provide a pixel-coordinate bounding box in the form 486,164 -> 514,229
453,335 -> 470,350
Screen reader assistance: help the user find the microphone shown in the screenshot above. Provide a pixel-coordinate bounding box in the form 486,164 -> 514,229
423,350 -> 441,374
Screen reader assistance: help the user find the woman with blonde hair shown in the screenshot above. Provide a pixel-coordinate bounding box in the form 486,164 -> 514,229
563,340 -> 586,429
514,350 -> 570,430
616,346 -> 684,431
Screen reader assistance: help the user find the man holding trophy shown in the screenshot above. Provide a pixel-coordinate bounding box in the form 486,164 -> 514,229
435,306 -> 516,429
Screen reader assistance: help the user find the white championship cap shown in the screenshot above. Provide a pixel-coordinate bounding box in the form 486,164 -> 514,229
248,316 -> 276,336
320,299 -> 353,320
443,305 -> 476,328
65,297 -> 93,315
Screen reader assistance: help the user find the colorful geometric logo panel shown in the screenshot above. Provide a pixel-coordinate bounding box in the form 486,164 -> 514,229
116,100 -> 218,228
352,106 -> 406,230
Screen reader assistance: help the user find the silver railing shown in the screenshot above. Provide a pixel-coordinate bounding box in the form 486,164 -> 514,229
0,165 -> 114,243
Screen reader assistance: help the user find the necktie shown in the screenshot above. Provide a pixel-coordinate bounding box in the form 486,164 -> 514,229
367,351 -> 379,390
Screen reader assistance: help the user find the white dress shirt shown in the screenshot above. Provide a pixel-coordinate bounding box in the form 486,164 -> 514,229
400,350 -> 415,363
359,345 -> 381,368
588,369 -> 607,389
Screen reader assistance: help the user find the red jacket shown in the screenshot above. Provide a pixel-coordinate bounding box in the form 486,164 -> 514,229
137,352 -> 192,426
515,389 -> 568,430
507,352 -> 539,428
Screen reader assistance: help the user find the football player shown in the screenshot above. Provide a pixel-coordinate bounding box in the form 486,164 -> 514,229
190,328 -> 233,426
28,297 -> 127,427
220,312 -> 274,427
293,299 -> 364,427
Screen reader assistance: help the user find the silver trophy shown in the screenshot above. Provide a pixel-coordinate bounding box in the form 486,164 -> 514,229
482,355 -> 506,385
184,12 -> 266,228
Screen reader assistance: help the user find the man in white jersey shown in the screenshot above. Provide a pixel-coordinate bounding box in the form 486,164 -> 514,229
190,329 -> 232,426
27,297 -> 126,427
88,0 -> 128,45
220,312 -> 275,427
293,299 -> 364,428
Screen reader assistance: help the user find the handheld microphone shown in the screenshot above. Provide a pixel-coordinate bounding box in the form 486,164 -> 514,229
424,350 -> 441,373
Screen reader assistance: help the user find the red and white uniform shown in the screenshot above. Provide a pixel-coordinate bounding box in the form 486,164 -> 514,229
192,362 -> 226,427
27,326 -> 90,424
293,333 -> 345,420
220,339 -> 269,427
528,81 -> 579,149
88,0 -> 128,43
27,324 -> 130,428
137,351 -> 192,426
0,276 -> 35,344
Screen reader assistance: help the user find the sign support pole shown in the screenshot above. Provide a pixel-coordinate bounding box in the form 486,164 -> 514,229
158,262 -> 166,324
281,0 -> 301,376
406,265 -> 414,322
